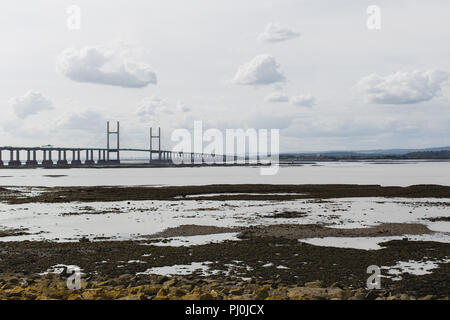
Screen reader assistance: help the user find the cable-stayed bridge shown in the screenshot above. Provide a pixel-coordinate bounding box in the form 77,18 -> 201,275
0,122 -> 233,168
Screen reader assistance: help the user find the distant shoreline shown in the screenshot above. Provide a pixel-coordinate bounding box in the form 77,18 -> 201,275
1,158 -> 450,169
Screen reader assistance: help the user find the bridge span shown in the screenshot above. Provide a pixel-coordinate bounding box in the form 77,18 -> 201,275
0,122 -> 236,168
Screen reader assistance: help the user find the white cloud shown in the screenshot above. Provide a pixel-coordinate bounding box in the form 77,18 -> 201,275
134,96 -> 195,130
258,22 -> 300,43
233,54 -> 285,85
177,101 -> 191,113
135,96 -> 173,119
264,91 -> 289,103
355,70 -> 449,104
291,94 -> 316,107
57,109 -> 106,132
9,91 -> 53,118
56,42 -> 157,88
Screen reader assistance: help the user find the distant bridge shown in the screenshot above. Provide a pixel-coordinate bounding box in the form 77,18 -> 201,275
0,122 -> 237,168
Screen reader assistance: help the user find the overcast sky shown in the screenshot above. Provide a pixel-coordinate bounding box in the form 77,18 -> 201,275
1,0 -> 449,152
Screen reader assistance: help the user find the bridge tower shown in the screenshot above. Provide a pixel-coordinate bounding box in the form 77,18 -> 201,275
107,121 -> 120,163
149,127 -> 161,163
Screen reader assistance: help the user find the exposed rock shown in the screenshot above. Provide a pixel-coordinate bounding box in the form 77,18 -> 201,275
229,287 -> 243,295
305,280 -> 323,288
419,295 -> 434,300
254,285 -> 271,299
0,276 -> 447,301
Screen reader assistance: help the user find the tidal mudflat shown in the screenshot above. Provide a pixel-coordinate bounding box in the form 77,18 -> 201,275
0,180 -> 449,300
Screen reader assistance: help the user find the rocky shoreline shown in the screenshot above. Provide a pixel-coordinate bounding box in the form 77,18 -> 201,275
0,274 -> 445,300
0,237 -> 448,300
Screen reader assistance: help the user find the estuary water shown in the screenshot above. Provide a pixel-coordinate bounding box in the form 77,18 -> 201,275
0,161 -> 449,187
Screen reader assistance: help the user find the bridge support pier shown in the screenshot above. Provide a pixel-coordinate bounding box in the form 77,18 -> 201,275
97,150 -> 107,164
85,150 -> 95,165
25,150 -> 38,166
42,150 -> 54,167
0,149 -> 3,166
57,150 -> 68,166
8,150 -> 21,166
71,150 -> 82,166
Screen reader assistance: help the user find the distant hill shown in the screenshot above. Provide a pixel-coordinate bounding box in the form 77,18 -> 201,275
351,146 -> 450,155
281,146 -> 450,160
401,150 -> 450,159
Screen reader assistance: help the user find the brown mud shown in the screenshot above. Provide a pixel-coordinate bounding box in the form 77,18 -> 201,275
237,223 -> 433,239
146,223 -> 433,240
425,216 -> 450,222
147,225 -> 243,238
2,184 -> 450,204
0,228 -> 30,238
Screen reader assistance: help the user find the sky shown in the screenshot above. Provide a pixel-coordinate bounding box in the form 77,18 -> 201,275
1,0 -> 449,152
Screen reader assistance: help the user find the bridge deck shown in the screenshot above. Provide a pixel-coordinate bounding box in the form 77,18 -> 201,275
0,147 -> 215,156
0,147 -> 163,152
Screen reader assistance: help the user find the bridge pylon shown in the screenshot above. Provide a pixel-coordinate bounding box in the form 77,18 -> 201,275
107,121 -> 120,163
149,127 -> 161,163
